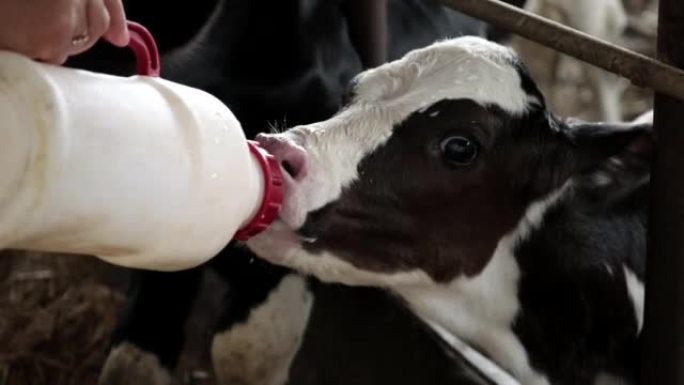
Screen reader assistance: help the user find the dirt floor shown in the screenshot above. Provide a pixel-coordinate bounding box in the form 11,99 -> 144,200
0,2 -> 658,384
0,253 -> 125,385
0,252 -> 221,385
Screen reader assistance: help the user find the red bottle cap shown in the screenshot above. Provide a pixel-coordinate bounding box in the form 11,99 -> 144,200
234,141 -> 284,241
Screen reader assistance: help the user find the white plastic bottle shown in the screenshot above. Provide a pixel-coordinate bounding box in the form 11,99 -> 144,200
0,50 -> 282,271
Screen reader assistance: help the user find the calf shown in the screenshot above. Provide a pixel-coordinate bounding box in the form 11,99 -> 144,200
96,1 -> 639,384
249,37 -> 650,385
98,1 -> 523,385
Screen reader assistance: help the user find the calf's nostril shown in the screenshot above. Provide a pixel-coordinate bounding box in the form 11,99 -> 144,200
255,134 -> 309,180
279,147 -> 308,180
282,160 -> 297,178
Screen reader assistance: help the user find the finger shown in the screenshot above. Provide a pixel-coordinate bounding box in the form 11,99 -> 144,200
36,55 -> 67,65
39,3 -> 81,63
37,48 -> 70,65
102,0 -> 129,46
70,0 -> 110,55
53,53 -> 70,65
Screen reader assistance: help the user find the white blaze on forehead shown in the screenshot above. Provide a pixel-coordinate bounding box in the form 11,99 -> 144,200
352,36 -> 534,115
280,37 -> 535,228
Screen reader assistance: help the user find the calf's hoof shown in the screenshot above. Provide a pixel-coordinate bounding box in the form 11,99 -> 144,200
99,342 -> 172,385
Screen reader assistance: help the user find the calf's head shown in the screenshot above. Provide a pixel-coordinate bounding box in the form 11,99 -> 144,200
248,37 -> 651,287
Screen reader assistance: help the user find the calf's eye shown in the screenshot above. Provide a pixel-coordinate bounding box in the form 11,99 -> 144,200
440,136 -> 479,167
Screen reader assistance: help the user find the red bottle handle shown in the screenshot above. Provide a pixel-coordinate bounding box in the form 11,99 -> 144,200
126,21 -> 160,77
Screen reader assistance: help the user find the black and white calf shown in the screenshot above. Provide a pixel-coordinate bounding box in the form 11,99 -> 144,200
249,37 -> 650,385
87,1 -> 641,384
97,1 -> 522,385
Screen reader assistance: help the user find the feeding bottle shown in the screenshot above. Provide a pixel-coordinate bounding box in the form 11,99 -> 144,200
0,23 -> 283,271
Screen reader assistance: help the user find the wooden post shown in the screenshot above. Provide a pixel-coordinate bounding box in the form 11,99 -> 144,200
641,0 -> 684,383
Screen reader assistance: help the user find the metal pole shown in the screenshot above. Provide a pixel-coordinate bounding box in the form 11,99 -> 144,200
642,0 -> 684,383
438,0 -> 684,102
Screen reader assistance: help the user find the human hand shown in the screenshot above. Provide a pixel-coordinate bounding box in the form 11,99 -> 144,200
0,0 -> 130,65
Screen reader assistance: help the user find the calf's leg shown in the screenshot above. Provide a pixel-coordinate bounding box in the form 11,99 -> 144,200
99,268 -> 202,385
209,251 -> 313,385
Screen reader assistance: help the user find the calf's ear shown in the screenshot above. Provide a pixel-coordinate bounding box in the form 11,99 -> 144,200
566,116 -> 652,203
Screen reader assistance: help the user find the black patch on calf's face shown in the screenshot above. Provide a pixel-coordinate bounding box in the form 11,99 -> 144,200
298,99 -> 569,282
292,59 -> 651,284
